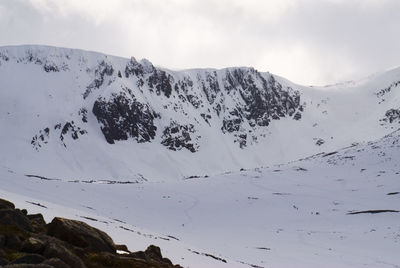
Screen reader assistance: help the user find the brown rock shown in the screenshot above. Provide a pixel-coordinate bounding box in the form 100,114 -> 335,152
144,245 -> 162,261
115,244 -> 130,253
0,199 -> 15,210
47,218 -> 115,253
3,264 -> 54,267
0,256 -> 8,266
27,214 -> 46,233
5,234 -> 23,250
10,254 -> 45,265
43,241 -> 86,268
42,258 -> 71,268
21,238 -> 45,254
0,209 -> 32,232
0,234 -> 5,247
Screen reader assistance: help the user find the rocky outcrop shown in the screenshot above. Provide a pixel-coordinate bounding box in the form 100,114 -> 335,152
47,217 -> 116,253
0,198 -> 182,268
92,91 -> 158,144
161,121 -> 199,152
381,108 -> 400,124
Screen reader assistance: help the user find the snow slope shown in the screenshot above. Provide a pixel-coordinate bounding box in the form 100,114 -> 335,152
1,129 -> 399,268
0,45 -> 399,181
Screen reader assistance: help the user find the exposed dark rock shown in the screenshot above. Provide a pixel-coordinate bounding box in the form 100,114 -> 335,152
43,63 -> 59,72
380,108 -> 400,125
60,121 -> 87,146
43,241 -> 86,268
376,80 -> 400,99
93,92 -> 158,144
83,60 -> 114,99
0,256 -> 8,265
78,108 -> 88,123
5,234 -> 23,250
21,238 -> 45,254
31,128 -> 50,151
0,234 -> 5,247
3,264 -> 54,268
124,57 -> 146,78
0,199 -> 15,210
148,69 -> 173,98
0,209 -> 32,232
10,254 -> 45,265
315,139 -> 325,146
42,258 -> 71,268
161,122 -> 199,152
27,215 -> 46,234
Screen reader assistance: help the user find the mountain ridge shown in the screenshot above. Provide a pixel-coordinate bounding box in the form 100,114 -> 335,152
0,44 -> 399,181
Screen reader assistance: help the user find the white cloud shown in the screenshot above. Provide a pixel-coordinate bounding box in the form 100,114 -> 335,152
2,0 -> 400,85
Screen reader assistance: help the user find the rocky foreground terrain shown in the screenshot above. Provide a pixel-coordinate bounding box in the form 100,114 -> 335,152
0,198 -> 182,268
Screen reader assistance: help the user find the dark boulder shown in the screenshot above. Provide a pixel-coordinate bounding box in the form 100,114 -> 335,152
0,199 -> 15,210
27,214 -> 46,233
10,254 -> 45,265
0,234 -> 5,247
42,258 -> 71,268
3,264 -> 54,268
5,234 -> 23,250
0,256 -> 8,266
47,217 -> 116,253
0,209 -> 32,232
115,244 -> 130,253
21,238 -> 46,254
43,241 -> 86,268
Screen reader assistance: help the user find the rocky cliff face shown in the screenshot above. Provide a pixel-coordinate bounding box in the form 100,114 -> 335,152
0,46 -> 302,152
87,57 -> 303,150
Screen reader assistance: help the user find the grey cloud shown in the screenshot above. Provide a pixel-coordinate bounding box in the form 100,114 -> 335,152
0,0 -> 399,85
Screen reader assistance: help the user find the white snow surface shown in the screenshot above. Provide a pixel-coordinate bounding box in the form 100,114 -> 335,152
1,129 -> 400,267
1,45 -> 400,267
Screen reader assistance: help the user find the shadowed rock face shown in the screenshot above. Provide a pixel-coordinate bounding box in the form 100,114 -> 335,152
0,198 -> 183,268
93,92 -> 158,144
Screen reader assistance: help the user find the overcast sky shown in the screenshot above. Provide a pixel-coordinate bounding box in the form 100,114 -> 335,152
1,0 -> 399,85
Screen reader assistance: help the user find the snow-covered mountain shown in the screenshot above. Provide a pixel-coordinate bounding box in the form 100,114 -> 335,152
1,45 -> 400,268
0,44 -> 399,182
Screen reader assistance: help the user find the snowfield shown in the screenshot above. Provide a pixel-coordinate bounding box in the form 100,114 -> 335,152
1,130 -> 399,267
1,45 -> 400,267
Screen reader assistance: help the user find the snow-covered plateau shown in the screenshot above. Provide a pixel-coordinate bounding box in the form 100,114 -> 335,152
1,45 -> 399,267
